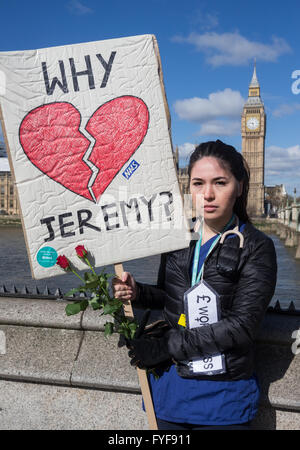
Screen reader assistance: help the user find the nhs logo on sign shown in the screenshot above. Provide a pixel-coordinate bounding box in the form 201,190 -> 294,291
122,160 -> 140,180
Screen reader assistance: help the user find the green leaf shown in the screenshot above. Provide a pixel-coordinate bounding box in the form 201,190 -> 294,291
65,286 -> 87,297
98,273 -> 110,290
65,300 -> 88,316
102,302 -> 121,316
84,272 -> 93,281
128,321 -> 138,339
85,275 -> 100,289
117,321 -> 133,340
65,287 -> 81,297
89,295 -> 101,310
104,322 -> 114,337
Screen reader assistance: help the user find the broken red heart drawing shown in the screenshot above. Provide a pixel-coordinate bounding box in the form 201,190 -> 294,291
19,96 -> 149,202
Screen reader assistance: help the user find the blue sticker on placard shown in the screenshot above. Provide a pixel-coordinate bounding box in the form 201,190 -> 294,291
37,246 -> 58,268
122,159 -> 140,180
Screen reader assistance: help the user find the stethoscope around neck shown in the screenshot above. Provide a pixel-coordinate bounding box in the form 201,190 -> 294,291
218,216 -> 244,248
192,214 -> 245,284
215,215 -> 244,280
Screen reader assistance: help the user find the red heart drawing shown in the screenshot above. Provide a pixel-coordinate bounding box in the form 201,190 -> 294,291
86,96 -> 149,201
19,96 -> 149,202
19,102 -> 93,201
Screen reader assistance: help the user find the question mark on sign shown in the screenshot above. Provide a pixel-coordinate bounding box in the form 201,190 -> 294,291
160,191 -> 173,222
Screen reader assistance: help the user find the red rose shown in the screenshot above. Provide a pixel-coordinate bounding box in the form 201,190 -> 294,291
75,245 -> 88,258
56,255 -> 70,270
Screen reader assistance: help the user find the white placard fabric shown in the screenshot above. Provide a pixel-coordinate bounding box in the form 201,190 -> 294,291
0,35 -> 190,279
184,280 -> 226,375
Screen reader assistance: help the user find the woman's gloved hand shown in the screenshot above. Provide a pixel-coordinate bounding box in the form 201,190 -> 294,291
126,310 -> 173,369
127,334 -> 171,369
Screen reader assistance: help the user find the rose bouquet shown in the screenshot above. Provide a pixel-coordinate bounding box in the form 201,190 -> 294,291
56,245 -> 138,340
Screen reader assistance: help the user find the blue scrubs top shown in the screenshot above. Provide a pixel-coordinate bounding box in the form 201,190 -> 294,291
148,222 -> 260,425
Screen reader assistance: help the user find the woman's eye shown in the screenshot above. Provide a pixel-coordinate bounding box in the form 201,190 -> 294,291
216,181 -> 226,186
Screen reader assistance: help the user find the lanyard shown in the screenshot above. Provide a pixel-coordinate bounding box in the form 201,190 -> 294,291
191,214 -> 236,287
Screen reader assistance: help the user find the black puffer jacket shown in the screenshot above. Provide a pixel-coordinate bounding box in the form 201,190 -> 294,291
136,222 -> 277,380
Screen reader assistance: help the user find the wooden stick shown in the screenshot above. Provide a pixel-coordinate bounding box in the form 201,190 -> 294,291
114,263 -> 158,430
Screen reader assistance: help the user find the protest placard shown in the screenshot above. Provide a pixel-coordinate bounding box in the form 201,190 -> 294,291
0,34 -> 190,279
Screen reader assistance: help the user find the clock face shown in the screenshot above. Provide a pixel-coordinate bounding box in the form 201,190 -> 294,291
246,116 -> 259,130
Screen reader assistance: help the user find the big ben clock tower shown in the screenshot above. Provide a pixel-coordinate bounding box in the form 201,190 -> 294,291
241,62 -> 266,217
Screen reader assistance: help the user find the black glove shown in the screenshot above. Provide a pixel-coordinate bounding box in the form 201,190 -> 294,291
127,334 -> 171,369
126,314 -> 172,369
118,309 -> 151,348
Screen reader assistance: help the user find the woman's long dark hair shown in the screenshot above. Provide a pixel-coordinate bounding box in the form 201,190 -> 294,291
188,140 -> 251,223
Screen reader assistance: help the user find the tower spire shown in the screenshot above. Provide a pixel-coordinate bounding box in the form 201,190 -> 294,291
250,58 -> 259,88
246,59 -> 263,106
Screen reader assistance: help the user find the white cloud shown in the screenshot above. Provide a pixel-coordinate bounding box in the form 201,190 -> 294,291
172,32 -> 291,67
265,145 -> 300,177
178,142 -> 196,159
272,103 -> 300,118
190,10 -> 219,31
174,88 -> 243,137
198,119 -> 240,136
174,88 -> 244,122
265,144 -> 300,194
67,0 -> 93,15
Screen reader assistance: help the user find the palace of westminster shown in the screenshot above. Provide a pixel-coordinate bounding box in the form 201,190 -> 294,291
0,65 -> 287,218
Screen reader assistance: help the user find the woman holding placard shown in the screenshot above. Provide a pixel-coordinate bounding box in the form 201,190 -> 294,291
113,139 -> 277,430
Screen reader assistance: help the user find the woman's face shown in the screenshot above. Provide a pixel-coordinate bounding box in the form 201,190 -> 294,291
189,156 -> 242,226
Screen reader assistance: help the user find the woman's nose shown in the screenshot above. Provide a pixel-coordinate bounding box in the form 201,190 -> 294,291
204,184 -> 215,200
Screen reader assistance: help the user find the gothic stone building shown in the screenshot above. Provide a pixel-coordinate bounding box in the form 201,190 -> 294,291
0,142 -> 19,215
241,63 -> 266,217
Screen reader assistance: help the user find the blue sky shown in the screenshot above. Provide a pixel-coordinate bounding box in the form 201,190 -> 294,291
0,0 -> 300,195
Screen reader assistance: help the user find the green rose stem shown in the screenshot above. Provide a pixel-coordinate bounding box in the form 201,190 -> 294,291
71,268 -> 85,283
84,256 -> 97,276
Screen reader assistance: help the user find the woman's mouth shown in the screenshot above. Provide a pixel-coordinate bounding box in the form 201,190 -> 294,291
204,205 -> 218,212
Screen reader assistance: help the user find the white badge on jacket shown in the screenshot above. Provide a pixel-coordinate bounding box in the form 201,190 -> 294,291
184,280 -> 226,375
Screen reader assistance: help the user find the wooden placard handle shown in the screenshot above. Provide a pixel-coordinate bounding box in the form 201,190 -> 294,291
114,263 -> 158,430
